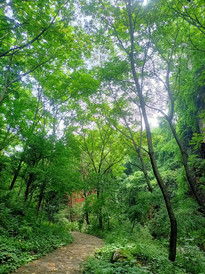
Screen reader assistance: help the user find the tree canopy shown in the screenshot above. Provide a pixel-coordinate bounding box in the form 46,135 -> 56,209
0,0 -> 205,272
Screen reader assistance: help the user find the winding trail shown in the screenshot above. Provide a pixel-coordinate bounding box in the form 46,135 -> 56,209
12,232 -> 104,274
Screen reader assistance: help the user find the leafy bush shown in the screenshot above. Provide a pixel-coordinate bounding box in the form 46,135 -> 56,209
0,197 -> 73,274
83,224 -> 205,274
83,258 -> 151,274
0,223 -> 73,274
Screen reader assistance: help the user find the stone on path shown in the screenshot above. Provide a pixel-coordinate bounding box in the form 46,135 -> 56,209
12,231 -> 104,274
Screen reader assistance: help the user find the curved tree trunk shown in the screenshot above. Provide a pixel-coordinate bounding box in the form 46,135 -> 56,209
127,0 -> 177,261
162,54 -> 205,212
137,88 -> 177,261
168,120 -> 205,211
137,85 -> 177,261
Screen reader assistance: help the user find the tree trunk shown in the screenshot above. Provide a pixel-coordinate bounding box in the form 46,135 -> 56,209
24,173 -> 34,202
168,120 -> 205,211
97,189 -> 103,230
127,2 -> 177,259
9,160 -> 23,190
139,98 -> 177,261
85,212 -> 90,225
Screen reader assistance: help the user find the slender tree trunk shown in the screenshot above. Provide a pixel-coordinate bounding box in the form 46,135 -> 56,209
138,89 -> 177,261
163,56 -> 205,211
37,194 -> 43,215
85,212 -> 90,225
97,189 -> 103,230
127,1 -> 177,260
135,83 -> 177,261
83,192 -> 90,225
168,120 -> 205,211
131,64 -> 177,261
24,173 -> 34,202
10,160 -> 23,190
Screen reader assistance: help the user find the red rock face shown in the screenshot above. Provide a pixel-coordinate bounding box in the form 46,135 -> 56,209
65,190 -> 96,208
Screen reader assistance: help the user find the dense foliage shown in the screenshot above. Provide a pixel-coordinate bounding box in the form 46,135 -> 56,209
0,191 -> 73,273
0,0 -> 204,273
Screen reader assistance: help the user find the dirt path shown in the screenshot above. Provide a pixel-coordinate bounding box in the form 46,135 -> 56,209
12,231 -> 104,274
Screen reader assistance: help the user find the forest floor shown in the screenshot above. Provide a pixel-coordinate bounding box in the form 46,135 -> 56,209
11,231 -> 104,274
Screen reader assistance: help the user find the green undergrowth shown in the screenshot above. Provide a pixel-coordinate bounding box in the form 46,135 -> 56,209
0,200 -> 73,274
83,224 -> 205,274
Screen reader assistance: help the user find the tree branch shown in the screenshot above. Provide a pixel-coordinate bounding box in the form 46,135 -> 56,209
103,156 -> 124,174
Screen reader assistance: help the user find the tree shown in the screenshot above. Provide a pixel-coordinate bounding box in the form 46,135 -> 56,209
81,0 -> 177,261
76,118 -> 126,229
93,90 -> 153,193
145,0 -> 205,211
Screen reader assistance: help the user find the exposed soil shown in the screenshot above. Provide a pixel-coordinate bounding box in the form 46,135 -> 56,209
12,231 -> 104,274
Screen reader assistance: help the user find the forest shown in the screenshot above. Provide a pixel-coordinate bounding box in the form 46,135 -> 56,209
0,0 -> 205,273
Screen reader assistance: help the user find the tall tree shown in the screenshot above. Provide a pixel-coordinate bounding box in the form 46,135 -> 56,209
76,118 -> 126,229
145,0 -> 205,210
81,0 -> 177,261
